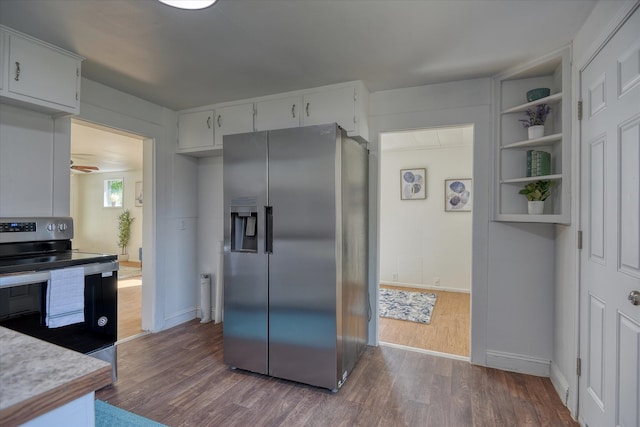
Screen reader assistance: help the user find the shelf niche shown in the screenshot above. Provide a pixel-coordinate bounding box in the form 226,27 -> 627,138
493,46 -> 571,224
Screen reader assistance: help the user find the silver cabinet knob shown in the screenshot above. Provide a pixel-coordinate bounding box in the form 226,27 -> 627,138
629,290 -> 640,306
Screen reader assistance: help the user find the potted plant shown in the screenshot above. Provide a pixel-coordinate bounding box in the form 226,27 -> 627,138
518,180 -> 554,214
117,209 -> 134,261
520,104 -> 550,140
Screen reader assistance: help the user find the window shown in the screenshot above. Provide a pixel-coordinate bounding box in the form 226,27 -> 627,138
104,179 -> 123,207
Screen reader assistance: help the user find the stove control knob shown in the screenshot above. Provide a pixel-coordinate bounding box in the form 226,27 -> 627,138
58,223 -> 67,232
97,316 -> 108,327
47,223 -> 55,231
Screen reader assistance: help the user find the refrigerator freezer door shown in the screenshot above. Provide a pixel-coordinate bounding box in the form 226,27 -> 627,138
267,124 -> 340,390
223,131 -> 269,375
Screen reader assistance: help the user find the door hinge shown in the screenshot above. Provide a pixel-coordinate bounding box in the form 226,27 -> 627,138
577,100 -> 583,121
576,357 -> 582,376
75,92 -> 78,101
578,230 -> 583,250
76,68 -> 80,77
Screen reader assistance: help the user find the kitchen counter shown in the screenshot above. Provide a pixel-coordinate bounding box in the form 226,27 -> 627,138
0,327 -> 113,427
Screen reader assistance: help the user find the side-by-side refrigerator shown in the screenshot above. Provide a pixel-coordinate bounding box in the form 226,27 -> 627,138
223,123 -> 368,391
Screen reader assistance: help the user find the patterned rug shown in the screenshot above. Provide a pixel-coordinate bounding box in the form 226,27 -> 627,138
379,288 -> 437,324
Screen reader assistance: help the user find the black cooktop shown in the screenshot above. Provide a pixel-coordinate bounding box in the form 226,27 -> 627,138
0,251 -> 117,275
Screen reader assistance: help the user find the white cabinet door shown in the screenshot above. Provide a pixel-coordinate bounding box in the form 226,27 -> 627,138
302,86 -> 356,132
255,95 -> 302,131
214,103 -> 254,148
7,34 -> 79,111
178,110 -> 214,151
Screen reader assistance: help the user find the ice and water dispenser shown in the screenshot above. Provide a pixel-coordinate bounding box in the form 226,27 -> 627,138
230,208 -> 258,253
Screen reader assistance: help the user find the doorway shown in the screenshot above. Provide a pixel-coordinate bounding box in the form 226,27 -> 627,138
70,119 -> 146,341
378,125 -> 472,358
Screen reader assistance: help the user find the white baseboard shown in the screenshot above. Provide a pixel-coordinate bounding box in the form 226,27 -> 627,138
550,362 -> 570,406
380,281 -> 470,294
163,307 -> 196,330
486,350 -> 550,377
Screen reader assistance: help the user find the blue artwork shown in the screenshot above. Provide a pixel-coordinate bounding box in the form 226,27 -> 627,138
400,168 -> 426,200
445,179 -> 472,211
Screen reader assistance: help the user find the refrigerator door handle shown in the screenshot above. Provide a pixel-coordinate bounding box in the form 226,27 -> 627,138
265,206 -> 273,254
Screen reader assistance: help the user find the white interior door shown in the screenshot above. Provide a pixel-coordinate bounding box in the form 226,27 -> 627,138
579,7 -> 640,427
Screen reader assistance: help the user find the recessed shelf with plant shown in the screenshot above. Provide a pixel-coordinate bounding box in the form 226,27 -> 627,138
493,46 -> 571,224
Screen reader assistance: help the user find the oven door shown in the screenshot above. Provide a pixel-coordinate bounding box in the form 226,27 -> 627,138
0,261 -> 118,354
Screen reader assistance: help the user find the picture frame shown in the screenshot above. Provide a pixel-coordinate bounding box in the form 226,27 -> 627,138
400,168 -> 426,200
135,181 -> 143,207
445,178 -> 472,212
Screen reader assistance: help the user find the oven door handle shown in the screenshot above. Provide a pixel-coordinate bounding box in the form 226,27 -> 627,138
0,261 -> 119,289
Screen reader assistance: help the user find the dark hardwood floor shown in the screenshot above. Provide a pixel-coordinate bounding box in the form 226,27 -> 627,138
97,320 -> 577,427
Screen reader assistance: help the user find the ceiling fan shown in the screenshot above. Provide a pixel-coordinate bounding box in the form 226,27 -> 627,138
70,160 -> 99,173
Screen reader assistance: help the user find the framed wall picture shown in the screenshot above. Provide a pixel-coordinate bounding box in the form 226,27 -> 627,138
400,168 -> 426,200
135,181 -> 143,207
445,178 -> 472,212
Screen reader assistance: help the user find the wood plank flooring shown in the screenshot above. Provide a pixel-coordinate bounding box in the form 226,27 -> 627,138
379,285 -> 470,356
117,278 -> 143,340
97,320 -> 577,427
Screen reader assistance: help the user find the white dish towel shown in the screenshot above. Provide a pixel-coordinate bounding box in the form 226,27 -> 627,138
46,267 -> 85,328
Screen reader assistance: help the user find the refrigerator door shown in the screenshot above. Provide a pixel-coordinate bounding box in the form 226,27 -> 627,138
223,131 -> 269,375
268,124 -> 339,390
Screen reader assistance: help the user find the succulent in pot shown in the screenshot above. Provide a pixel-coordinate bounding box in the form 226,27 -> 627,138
518,180 -> 554,201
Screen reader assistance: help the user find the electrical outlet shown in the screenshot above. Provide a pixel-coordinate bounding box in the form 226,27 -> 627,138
392,273 -> 398,281
434,277 -> 440,286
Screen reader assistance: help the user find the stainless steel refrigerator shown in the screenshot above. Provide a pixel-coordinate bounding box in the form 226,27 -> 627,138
223,123 -> 368,391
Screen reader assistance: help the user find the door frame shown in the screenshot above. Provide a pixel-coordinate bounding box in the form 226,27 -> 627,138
367,100 -> 492,365
75,107 -> 158,333
575,0 -> 640,419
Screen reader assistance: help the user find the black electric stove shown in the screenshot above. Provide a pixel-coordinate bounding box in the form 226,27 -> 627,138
0,217 -> 119,381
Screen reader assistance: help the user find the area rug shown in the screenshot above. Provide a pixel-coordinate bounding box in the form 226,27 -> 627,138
379,288 -> 437,324
118,265 -> 142,280
96,400 -> 168,427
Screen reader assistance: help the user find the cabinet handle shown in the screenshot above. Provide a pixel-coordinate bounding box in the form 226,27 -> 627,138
14,62 -> 20,81
207,116 -> 212,129
217,114 -> 221,128
306,102 -> 310,117
291,104 -> 296,118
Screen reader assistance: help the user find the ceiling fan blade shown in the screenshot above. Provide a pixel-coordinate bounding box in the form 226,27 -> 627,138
71,165 -> 99,173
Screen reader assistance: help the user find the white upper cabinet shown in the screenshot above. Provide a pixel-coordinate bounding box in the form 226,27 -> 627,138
255,95 -> 302,131
214,103 -> 255,148
493,46 -> 571,224
176,81 -> 369,156
301,86 -> 356,132
178,110 -> 215,152
0,25 -> 83,116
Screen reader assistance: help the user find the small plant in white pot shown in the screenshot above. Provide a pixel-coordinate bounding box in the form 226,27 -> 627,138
117,209 -> 134,261
520,104 -> 550,140
519,180 -> 554,214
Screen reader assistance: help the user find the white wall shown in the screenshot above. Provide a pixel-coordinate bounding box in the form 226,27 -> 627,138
70,170 -> 143,260
196,155 -> 224,319
379,143 -> 472,291
78,78 -> 198,332
368,78 -> 492,364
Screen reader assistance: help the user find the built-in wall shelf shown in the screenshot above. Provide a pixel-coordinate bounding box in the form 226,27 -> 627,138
493,46 -> 571,224
501,92 -> 563,114
501,133 -> 562,149
501,174 -> 562,184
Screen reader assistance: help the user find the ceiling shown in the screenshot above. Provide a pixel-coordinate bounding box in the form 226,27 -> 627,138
381,125 -> 473,152
0,0 -> 597,111
71,120 -> 143,174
